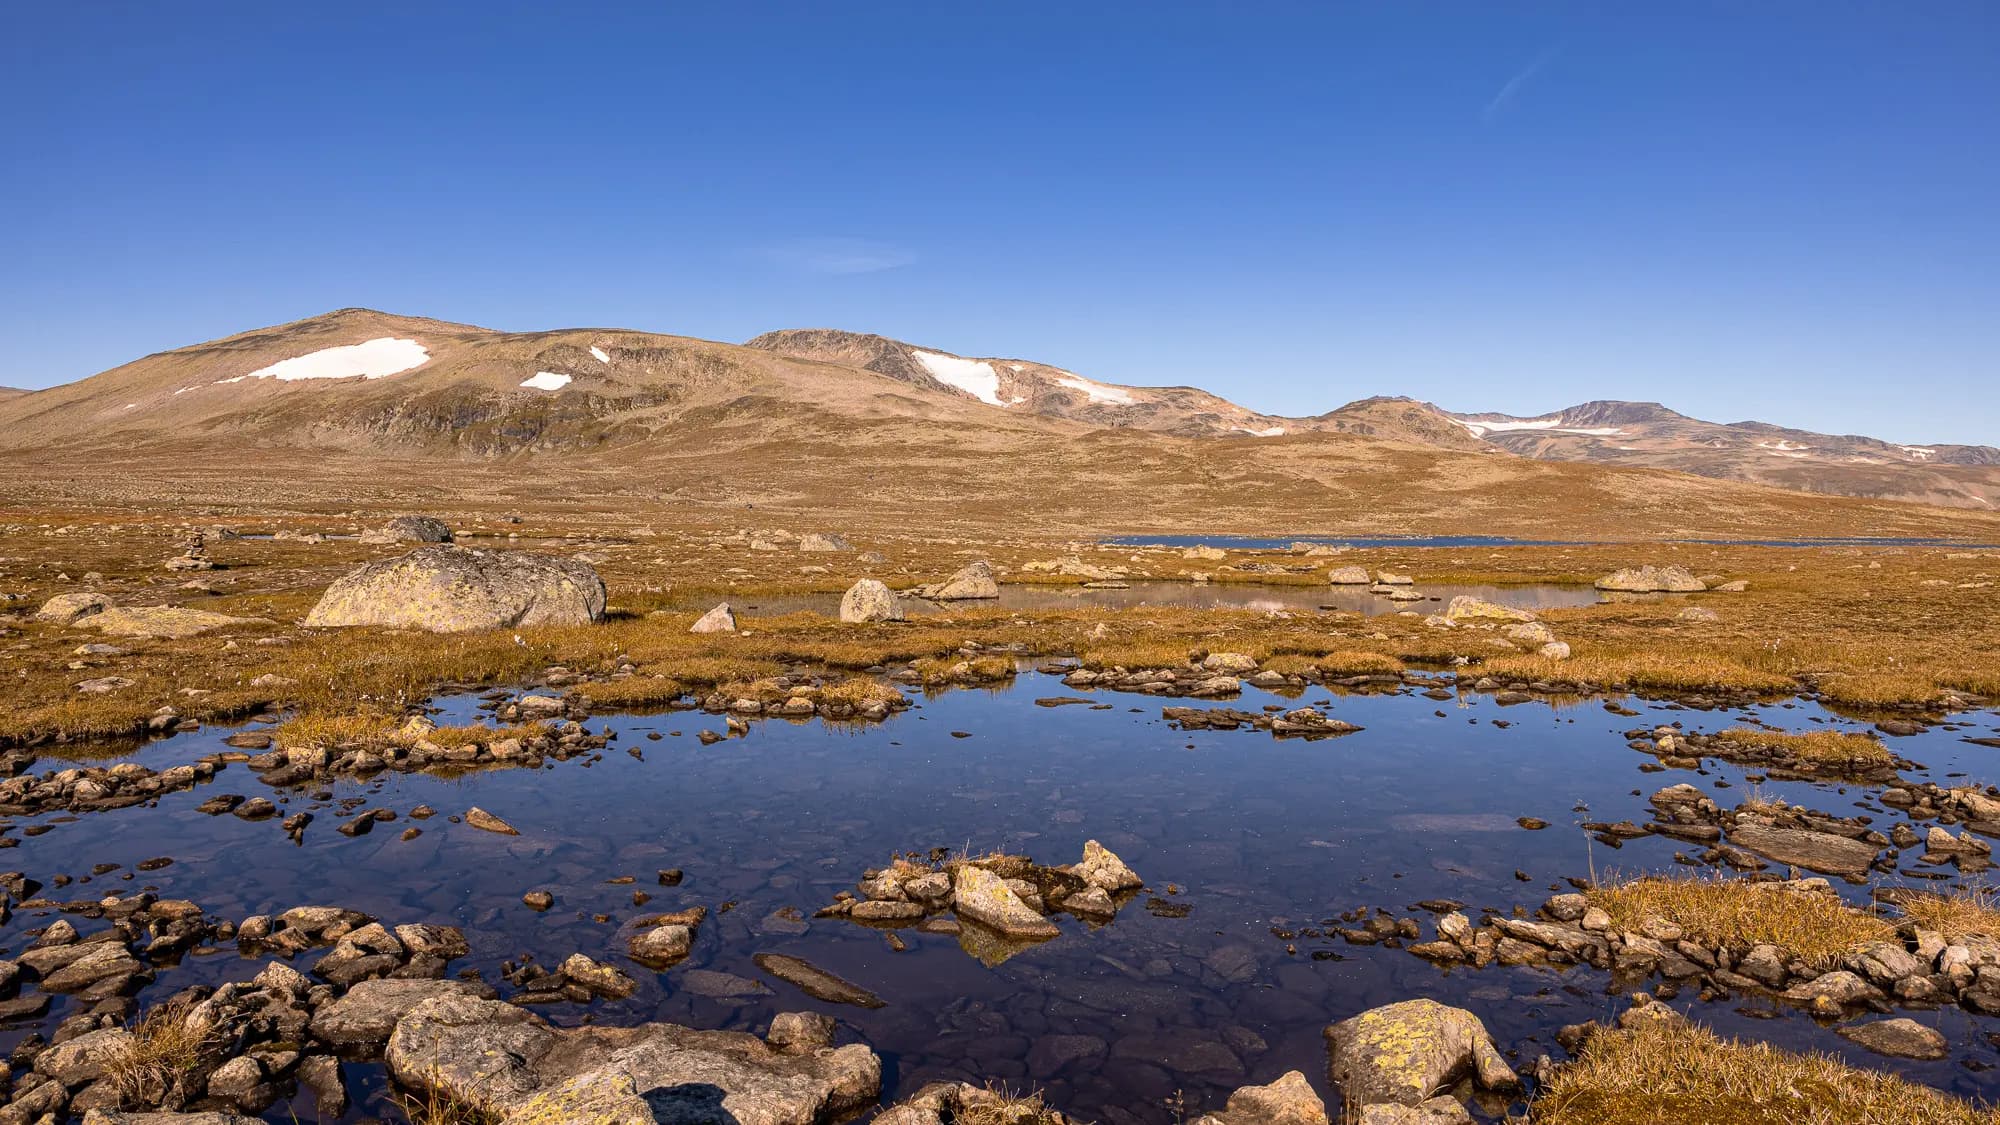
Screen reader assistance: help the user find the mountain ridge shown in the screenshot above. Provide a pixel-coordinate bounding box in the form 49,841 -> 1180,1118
3,309 -> 1992,511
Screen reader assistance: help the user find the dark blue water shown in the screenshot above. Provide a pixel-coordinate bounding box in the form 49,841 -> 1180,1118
6,679 -> 2000,1120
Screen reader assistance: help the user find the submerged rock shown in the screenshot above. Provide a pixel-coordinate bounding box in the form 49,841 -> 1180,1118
1837,1017 -> 1949,1060
753,953 -> 886,1008
385,993 -> 881,1124
304,546 -> 606,632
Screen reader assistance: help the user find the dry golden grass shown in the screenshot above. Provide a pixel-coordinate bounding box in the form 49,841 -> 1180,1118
571,676 -> 688,708
1535,1019 -> 2000,1125
1717,726 -> 1891,767
1585,874 -> 1894,967
4,521 -> 1998,753
911,653 -> 1016,684
110,996 -> 232,1107
953,1084 -> 1073,1125
1899,887 -> 2000,943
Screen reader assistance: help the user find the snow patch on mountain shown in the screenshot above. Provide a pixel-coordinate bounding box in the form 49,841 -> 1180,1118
911,349 -> 1009,407
521,372 -> 573,391
218,338 -> 430,384
1055,374 -> 1136,406
589,346 -> 611,365
1239,426 -> 1285,437
1454,416 -> 1625,438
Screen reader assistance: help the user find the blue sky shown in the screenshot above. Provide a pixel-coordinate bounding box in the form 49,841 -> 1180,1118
2,3 -> 1993,443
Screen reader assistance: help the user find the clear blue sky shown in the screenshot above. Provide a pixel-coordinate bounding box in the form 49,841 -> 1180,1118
2,3 -> 1994,444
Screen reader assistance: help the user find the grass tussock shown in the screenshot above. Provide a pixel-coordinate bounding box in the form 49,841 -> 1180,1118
573,676 -> 688,708
1899,888 -> 2000,943
1533,1019 -> 2000,1125
912,654 -> 1016,684
953,1084 -> 1072,1125
1718,726 -> 1890,767
1585,874 -> 1893,968
110,996 -> 232,1106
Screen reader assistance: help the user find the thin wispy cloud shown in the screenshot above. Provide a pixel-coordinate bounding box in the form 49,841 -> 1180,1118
1482,45 -> 1562,122
758,237 -> 916,275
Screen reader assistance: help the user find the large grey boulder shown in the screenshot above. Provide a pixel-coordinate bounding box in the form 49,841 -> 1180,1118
1726,823 -> 1879,878
1595,565 -> 1706,592
366,515 -> 454,544
385,993 -> 880,1124
304,547 -> 606,632
838,579 -> 903,623
690,603 -> 737,634
1324,999 -> 1516,1110
310,978 -> 496,1051
916,560 -> 1000,601
1326,566 -> 1371,585
1443,596 -> 1535,624
798,533 -> 853,552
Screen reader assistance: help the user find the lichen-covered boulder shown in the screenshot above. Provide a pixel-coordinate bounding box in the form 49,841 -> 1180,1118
1443,596 -> 1535,624
36,591 -> 110,625
304,547 -> 605,632
838,579 -> 903,623
952,865 -> 1060,940
87,605 -> 265,639
385,993 -> 880,1125
1327,566 -> 1371,585
1595,565 -> 1706,592
1324,999 -> 1517,1110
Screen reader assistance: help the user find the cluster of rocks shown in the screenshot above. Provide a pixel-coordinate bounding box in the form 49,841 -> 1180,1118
1163,705 -> 1363,739
1402,881 -> 2000,1027
1634,725 -> 1901,780
162,531 -> 214,573
818,842 -> 1145,953
1640,783 -> 1897,879
688,676 -> 910,722
1424,598 -> 1571,660
1063,661 -> 1247,698
243,717 -> 609,788
0,757 -> 224,816
0,891 -> 478,1120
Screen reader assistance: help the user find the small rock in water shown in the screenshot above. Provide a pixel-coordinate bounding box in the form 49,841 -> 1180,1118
465,807 -> 520,835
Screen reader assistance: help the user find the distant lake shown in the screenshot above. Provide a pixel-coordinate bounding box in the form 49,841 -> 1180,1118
1102,534 -> 1997,550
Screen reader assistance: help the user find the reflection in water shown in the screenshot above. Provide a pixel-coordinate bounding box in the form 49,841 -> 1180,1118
7,679 -> 1999,1120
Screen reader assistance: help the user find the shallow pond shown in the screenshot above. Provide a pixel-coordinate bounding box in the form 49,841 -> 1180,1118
8,678 -> 2000,1121
694,580 -> 1611,619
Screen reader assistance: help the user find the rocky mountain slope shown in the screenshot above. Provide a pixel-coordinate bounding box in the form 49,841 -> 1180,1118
1,309 -> 1992,538
1445,401 -> 2000,509
747,329 -> 1994,508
